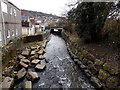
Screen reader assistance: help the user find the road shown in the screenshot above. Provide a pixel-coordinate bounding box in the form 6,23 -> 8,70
14,34 -> 95,89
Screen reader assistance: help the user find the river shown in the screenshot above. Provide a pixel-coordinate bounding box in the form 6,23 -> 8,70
14,34 -> 95,89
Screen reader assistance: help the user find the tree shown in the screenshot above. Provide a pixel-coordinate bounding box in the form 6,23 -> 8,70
77,2 -> 112,41
67,2 -> 112,42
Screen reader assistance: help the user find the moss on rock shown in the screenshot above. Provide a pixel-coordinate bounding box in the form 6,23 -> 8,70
98,69 -> 110,83
79,55 -> 84,61
86,54 -> 95,62
106,77 -> 118,88
82,50 -> 88,56
103,63 -> 118,75
94,59 -> 103,66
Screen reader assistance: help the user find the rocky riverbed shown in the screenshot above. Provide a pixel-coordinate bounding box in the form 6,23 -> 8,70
2,34 -> 95,89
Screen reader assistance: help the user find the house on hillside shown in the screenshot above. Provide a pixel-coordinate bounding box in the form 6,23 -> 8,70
21,12 -> 36,35
0,0 -> 21,47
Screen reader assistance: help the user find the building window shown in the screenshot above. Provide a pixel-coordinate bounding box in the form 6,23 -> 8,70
10,8 -> 12,15
1,1 -> 7,13
14,9 -> 16,16
16,29 -> 18,36
7,30 -> 10,38
0,31 -> 2,41
12,30 -> 15,36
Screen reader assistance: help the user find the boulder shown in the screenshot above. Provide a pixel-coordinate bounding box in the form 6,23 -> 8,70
39,55 -> 45,60
73,59 -> 79,63
18,55 -> 26,59
87,61 -> 98,75
37,50 -> 44,55
21,59 -> 30,64
42,40 -> 47,48
30,55 -> 39,60
22,81 -> 32,89
87,54 -> 95,62
2,77 -> 14,89
98,69 -> 110,83
22,50 -> 30,56
103,63 -> 118,75
35,64 -> 46,71
19,62 -> 29,68
80,64 -> 87,70
90,77 -> 103,88
31,59 -> 40,65
94,59 -> 103,66
31,46 -> 37,50
106,77 -> 118,88
16,68 -> 26,80
30,51 -> 36,56
27,72 -> 40,81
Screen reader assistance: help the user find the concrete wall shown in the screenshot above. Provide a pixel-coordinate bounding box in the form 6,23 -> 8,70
0,0 -> 22,47
22,26 -> 35,36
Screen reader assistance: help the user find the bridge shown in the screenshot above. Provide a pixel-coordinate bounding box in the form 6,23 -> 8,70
50,27 -> 63,34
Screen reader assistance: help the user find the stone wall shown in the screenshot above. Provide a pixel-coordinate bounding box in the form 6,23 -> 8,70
2,32 -> 50,70
62,31 -> 120,89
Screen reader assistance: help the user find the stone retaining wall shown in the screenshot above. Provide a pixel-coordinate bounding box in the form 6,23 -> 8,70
2,32 -> 50,70
62,32 -> 120,89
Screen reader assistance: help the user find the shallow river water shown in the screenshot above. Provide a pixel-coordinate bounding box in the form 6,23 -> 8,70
14,34 -> 95,89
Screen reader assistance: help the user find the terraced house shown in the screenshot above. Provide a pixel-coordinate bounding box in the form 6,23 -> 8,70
0,0 -> 21,47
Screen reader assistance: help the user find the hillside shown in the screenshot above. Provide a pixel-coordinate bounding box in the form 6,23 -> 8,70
21,9 -> 60,19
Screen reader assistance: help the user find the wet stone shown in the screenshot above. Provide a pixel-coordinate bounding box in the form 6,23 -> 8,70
39,55 -> 45,60
30,55 -> 39,60
2,77 -> 14,89
30,51 -> 36,56
73,59 -> 79,63
22,50 -> 30,56
21,59 -> 30,64
80,64 -> 87,69
35,64 -> 46,71
16,68 -> 26,80
90,77 -> 103,88
37,50 -> 44,55
27,72 -> 40,81
31,46 -> 37,50
19,61 -> 29,68
18,55 -> 26,60
22,81 -> 32,89
31,59 -> 40,65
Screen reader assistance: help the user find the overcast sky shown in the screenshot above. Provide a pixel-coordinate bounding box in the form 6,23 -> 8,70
8,0 -> 77,16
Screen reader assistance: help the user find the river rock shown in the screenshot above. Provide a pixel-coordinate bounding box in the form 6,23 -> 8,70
80,64 -> 87,69
30,51 -> 36,56
27,72 -> 40,81
39,55 -> 45,60
19,61 -> 29,68
31,59 -> 40,65
22,81 -> 32,89
18,55 -> 26,60
22,50 -> 30,56
16,68 -> 26,80
2,77 -> 14,89
42,40 -> 47,48
31,46 -> 37,50
73,59 -> 79,63
21,59 -> 30,64
90,77 -> 103,88
30,55 -> 39,60
37,50 -> 44,55
35,64 -> 46,71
